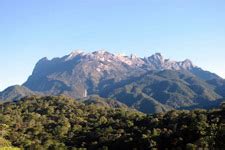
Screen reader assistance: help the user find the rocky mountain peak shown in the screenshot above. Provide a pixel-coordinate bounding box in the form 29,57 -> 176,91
130,54 -> 137,59
148,53 -> 164,62
155,52 -> 163,58
179,59 -> 194,70
144,53 -> 165,69
65,50 -> 85,61
183,59 -> 193,65
92,50 -> 109,55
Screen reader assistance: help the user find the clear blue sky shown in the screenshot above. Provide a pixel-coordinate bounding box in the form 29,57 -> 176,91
0,0 -> 225,91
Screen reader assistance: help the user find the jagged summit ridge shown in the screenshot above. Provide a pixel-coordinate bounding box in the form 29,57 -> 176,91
61,50 -> 194,70
65,50 -> 85,61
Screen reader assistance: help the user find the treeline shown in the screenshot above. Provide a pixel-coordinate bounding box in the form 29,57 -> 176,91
0,96 -> 225,149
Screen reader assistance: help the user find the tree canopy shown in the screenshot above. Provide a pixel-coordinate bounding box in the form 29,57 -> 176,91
0,96 -> 225,149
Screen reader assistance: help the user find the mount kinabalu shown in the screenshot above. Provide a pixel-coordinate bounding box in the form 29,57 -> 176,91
1,50 -> 225,113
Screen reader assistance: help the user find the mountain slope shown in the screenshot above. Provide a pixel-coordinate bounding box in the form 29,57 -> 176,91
0,85 -> 37,102
190,67 -> 222,81
100,70 -> 221,113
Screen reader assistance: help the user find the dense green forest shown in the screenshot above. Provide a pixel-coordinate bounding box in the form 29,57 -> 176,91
0,96 -> 225,149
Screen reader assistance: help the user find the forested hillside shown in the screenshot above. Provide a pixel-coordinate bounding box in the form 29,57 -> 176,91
0,96 -> 225,149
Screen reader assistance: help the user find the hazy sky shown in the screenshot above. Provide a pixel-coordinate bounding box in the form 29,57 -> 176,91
0,0 -> 225,91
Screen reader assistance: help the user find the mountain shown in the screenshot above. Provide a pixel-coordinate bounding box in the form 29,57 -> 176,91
24,51 -> 220,96
1,50 -> 224,113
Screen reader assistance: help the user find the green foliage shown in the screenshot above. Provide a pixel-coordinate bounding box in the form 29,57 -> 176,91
0,96 -> 225,149
103,70 -> 222,113
0,137 -> 11,148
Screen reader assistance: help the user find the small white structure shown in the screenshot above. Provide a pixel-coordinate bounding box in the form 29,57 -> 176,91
83,89 -> 87,97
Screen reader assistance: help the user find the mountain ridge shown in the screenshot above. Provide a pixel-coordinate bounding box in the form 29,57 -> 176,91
1,50 -> 224,113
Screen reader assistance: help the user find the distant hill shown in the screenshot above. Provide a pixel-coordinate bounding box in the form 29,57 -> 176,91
0,85 -> 38,102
